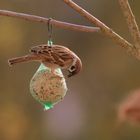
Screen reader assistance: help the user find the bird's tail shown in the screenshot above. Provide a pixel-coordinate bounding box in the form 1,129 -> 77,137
8,54 -> 39,66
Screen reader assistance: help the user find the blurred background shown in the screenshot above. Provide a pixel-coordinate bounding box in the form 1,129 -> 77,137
0,0 -> 140,140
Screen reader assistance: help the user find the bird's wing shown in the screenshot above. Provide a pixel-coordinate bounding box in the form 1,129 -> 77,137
52,45 -> 74,60
29,44 -> 73,67
52,45 -> 75,67
29,44 -> 55,63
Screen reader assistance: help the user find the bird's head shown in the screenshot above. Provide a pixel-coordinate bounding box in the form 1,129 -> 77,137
68,57 -> 82,77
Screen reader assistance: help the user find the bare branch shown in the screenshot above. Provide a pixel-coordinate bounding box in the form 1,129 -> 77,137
0,10 -> 100,33
118,0 -> 140,49
63,0 -> 139,58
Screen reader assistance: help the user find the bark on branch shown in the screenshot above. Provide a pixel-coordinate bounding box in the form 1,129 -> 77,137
0,10 -> 100,33
118,0 -> 140,49
0,0 -> 140,59
63,0 -> 140,58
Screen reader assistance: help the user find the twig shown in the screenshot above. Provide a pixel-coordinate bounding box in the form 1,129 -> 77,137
63,0 -> 139,58
118,0 -> 140,49
0,10 -> 100,33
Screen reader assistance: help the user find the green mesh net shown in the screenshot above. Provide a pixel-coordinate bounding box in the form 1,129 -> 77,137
30,64 -> 67,110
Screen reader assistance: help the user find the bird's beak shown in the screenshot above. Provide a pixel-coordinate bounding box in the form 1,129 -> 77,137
67,71 -> 73,78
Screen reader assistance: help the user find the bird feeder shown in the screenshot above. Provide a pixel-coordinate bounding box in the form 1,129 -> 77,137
30,64 -> 68,110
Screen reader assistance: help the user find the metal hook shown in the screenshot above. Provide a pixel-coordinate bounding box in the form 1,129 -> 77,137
47,18 -> 53,46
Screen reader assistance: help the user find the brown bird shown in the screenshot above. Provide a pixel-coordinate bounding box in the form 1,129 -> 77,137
8,44 -> 82,77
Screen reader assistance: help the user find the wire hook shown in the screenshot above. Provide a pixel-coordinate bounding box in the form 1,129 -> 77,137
47,18 -> 53,46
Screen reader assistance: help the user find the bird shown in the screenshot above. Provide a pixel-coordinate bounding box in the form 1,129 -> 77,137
8,44 -> 82,77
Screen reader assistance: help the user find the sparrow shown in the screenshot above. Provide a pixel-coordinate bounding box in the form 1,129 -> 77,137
8,44 -> 82,77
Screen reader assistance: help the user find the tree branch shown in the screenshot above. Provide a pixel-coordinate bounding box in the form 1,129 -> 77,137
63,0 -> 139,58
0,10 -> 100,33
118,0 -> 140,49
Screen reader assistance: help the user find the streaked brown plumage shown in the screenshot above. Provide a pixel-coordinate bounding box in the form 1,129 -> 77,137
8,44 -> 82,77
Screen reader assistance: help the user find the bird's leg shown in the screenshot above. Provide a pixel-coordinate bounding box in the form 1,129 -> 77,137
8,54 -> 40,66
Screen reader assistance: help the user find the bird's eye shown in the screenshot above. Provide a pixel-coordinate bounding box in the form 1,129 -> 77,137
69,65 -> 76,72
